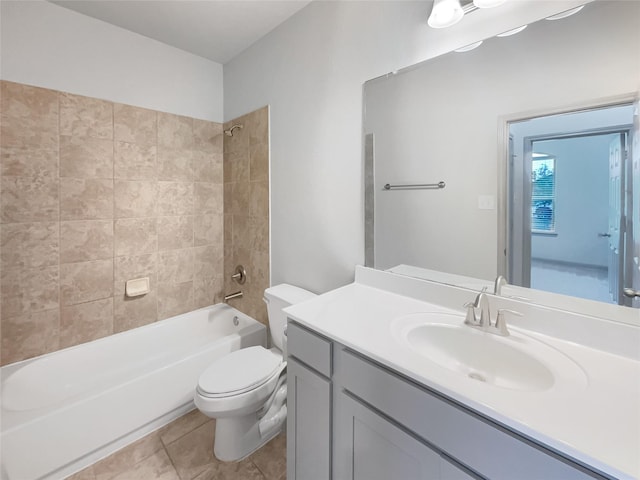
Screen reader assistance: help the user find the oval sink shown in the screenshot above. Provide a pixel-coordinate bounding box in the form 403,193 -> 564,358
392,312 -> 587,392
407,323 -> 553,391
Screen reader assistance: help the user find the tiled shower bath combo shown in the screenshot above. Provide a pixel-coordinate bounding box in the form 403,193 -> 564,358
0,80 -> 276,478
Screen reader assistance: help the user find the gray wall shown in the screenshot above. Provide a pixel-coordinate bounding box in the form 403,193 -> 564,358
223,0 -> 591,293
531,135 -> 615,268
0,1 -> 223,122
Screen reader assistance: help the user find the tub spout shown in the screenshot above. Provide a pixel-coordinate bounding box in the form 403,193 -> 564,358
224,291 -> 243,301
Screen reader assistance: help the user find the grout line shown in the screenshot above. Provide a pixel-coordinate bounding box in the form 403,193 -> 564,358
161,442 -> 184,480
250,460 -> 270,480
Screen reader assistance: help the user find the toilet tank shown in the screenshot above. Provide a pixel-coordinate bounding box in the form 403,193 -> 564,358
263,284 -> 316,351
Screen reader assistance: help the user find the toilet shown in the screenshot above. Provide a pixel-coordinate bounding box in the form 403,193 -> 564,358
194,284 -> 316,461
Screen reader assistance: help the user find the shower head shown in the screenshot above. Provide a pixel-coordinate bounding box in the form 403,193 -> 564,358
224,124 -> 244,137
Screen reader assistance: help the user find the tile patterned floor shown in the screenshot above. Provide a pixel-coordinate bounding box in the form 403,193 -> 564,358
67,410 -> 286,480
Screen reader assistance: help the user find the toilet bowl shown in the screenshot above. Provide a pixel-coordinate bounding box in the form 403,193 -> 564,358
194,284 -> 316,461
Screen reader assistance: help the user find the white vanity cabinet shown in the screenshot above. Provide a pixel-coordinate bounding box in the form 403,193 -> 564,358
287,320 -> 612,480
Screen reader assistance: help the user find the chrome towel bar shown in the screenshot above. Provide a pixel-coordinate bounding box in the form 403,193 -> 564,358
383,181 -> 446,190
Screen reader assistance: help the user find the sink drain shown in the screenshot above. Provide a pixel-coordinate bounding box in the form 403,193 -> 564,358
468,372 -> 487,382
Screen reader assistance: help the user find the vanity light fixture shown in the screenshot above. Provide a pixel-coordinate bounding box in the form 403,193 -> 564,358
427,0 -> 464,29
496,25 -> 527,37
473,0 -> 507,8
454,41 -> 483,52
428,0 -> 509,29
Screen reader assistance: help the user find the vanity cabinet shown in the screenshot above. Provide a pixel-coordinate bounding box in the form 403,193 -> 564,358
286,323 -> 333,480
335,392 -> 475,480
286,320 -> 609,480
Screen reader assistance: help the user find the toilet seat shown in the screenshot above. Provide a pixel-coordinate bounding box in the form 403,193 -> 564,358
197,346 -> 283,398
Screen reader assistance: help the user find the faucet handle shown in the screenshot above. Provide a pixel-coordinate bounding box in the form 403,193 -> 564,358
495,309 -> 522,336
463,301 -> 478,326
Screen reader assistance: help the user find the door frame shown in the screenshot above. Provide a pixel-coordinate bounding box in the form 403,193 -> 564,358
518,127 -> 631,290
630,99 -> 640,307
497,94 -> 637,285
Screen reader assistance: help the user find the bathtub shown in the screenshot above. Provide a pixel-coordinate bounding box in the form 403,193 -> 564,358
0,304 -> 266,480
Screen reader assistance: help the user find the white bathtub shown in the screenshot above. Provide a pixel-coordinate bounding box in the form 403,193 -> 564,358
0,304 -> 266,480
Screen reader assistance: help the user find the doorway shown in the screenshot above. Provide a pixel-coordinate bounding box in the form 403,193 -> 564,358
507,103 -> 636,306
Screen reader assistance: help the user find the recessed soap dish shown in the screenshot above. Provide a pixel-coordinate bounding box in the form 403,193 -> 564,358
125,277 -> 150,297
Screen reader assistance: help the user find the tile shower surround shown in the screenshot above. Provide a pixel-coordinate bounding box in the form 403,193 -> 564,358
0,81 -> 270,365
223,107 -> 270,326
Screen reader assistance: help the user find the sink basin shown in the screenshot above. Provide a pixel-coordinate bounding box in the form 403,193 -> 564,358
406,323 -> 553,391
392,312 -> 587,392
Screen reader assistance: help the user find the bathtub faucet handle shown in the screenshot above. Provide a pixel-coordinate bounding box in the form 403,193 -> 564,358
231,265 -> 247,285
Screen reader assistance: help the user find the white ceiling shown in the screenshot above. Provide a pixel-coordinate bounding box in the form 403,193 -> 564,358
50,0 -> 313,64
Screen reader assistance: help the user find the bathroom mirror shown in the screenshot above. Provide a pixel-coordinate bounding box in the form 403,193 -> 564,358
363,0 -> 640,324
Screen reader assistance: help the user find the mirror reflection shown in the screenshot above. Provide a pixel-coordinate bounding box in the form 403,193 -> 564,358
363,1 -> 640,318
507,105 -> 636,306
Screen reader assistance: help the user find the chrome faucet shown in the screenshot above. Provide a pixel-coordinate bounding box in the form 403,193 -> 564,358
464,292 -> 491,328
492,274 -> 531,301
464,291 -> 521,336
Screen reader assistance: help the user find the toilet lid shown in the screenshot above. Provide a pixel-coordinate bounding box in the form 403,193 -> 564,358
197,346 -> 282,396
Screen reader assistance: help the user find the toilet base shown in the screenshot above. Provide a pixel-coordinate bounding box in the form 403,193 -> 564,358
213,412 -> 283,461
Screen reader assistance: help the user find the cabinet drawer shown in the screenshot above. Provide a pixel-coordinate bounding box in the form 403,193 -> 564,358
339,348 -> 605,480
287,321 -> 332,377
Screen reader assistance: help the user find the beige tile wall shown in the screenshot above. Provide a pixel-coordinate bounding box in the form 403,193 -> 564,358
0,81 -> 227,365
223,107 -> 270,326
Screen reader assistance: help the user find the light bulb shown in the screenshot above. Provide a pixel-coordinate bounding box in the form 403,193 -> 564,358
428,0 -> 464,29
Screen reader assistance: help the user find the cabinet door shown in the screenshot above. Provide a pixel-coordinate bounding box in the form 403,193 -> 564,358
287,358 -> 331,480
335,392 -> 473,480
339,348 -> 604,480
441,458 -> 478,480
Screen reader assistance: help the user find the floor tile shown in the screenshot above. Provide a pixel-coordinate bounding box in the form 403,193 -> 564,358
92,431 -> 164,480
160,409 -> 211,446
249,433 -> 286,480
66,465 -> 96,480
109,449 -> 179,480
165,420 -> 216,480
192,459 -> 266,480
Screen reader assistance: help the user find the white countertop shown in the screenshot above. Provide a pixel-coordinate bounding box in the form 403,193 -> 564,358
284,275 -> 640,480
